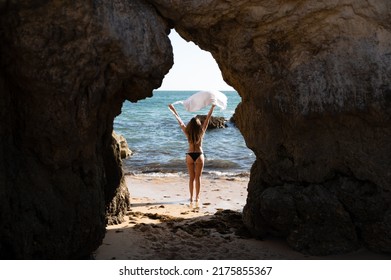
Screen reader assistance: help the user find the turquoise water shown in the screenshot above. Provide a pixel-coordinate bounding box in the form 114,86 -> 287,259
114,91 -> 255,175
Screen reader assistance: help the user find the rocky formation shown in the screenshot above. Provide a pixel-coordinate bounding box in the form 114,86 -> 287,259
0,0 -> 172,259
196,115 -> 227,129
148,0 -> 391,255
112,131 -> 133,159
106,131 -> 132,225
105,132 -> 131,226
1,0 -> 390,259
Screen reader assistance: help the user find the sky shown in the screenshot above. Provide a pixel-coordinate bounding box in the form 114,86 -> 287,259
158,29 -> 234,91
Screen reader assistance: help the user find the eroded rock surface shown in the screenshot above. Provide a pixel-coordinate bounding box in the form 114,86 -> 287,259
113,131 -> 133,159
0,0 -> 172,259
1,0 -> 390,258
196,115 -> 227,129
149,0 -> 391,255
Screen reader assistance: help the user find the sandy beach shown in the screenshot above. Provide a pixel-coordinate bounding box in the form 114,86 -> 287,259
94,174 -> 389,260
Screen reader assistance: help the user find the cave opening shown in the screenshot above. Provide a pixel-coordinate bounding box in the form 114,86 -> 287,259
109,27 -> 255,215
114,29 -> 255,174
113,29 -> 255,178
95,29 -> 257,258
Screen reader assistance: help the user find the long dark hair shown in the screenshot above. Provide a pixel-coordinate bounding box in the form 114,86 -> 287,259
185,117 -> 203,144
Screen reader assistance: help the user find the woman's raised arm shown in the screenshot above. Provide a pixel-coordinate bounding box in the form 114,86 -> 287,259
168,104 -> 186,132
202,104 -> 215,131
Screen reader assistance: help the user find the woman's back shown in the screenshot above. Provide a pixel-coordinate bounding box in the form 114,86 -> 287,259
185,117 -> 205,152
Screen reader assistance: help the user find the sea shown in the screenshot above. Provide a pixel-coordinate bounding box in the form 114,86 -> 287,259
114,90 -> 255,177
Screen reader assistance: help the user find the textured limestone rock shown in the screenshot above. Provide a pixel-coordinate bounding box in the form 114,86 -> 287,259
113,131 -> 133,159
0,0 -> 172,259
1,0 -> 390,259
106,131 -> 131,225
259,183 -> 360,255
105,134 -> 130,226
149,0 -> 391,255
196,115 -> 227,129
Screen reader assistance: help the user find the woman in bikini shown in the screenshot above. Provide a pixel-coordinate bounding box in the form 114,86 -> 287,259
168,103 -> 215,202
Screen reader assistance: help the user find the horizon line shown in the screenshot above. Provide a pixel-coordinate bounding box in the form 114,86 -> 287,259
154,89 -> 237,92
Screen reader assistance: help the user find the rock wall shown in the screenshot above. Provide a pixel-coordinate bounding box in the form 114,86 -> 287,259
0,0 -> 172,259
1,0 -> 390,258
149,0 -> 391,255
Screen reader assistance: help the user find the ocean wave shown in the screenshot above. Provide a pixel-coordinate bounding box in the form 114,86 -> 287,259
124,170 -> 249,179
124,171 -> 186,178
204,159 -> 241,169
123,158 -> 247,177
204,170 -> 250,178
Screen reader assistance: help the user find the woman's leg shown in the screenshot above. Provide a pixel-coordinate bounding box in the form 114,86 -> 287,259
194,154 -> 205,202
186,155 -> 195,201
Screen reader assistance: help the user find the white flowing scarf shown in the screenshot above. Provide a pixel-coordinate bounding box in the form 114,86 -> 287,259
173,90 -> 228,112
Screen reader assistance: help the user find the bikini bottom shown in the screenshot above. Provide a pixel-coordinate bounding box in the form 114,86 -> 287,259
187,152 -> 203,161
